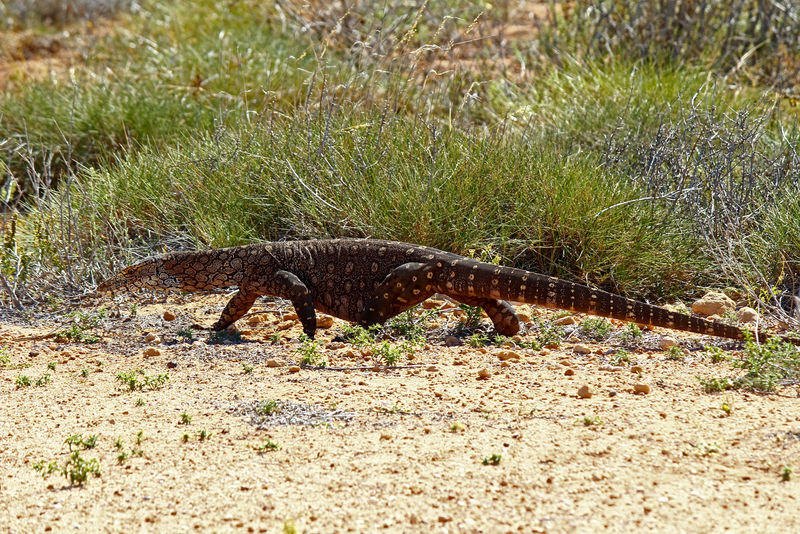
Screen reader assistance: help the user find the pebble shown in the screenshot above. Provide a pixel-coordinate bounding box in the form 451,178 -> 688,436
634,383 -> 651,394
477,369 -> 491,380
422,299 -> 444,309
577,385 -> 593,398
167,361 -> 178,369
143,347 -> 160,357
691,291 -> 735,316
162,311 -> 176,321
426,365 -> 438,372
630,365 -> 644,373
496,350 -> 521,361
444,336 -> 462,347
266,359 -> 281,368
144,333 -> 159,343
288,366 -> 301,373
316,315 -> 334,328
573,343 -> 592,354
554,315 -> 577,326
736,307 -> 759,323
658,336 -> 678,350
564,368 -> 575,376
517,310 -> 532,322
326,342 -> 345,350
500,361 -> 510,368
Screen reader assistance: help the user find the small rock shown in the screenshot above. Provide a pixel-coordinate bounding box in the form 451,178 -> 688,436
736,307 -> 759,324
500,361 -> 510,368
634,383 -> 651,394
577,385 -> 593,398
630,365 -> 644,373
326,342 -> 345,350
496,350 -> 521,361
144,333 -> 158,342
658,336 -> 678,350
477,369 -> 491,380
517,310 -> 532,323
609,390 -> 617,397
316,315 -> 334,328
162,311 -> 176,321
266,359 -> 281,368
166,361 -> 178,369
599,365 -> 624,372
554,315 -> 577,326
143,347 -> 160,357
288,365 -> 301,373
564,368 -> 575,376
426,365 -> 438,372
691,291 -> 735,316
284,312 -> 299,321
573,343 -> 592,354
379,433 -> 392,441
444,336 -> 462,347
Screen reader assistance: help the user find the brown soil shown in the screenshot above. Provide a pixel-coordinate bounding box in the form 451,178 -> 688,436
2,294 -> 799,533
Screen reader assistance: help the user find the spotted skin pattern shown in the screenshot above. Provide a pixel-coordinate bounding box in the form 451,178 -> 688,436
97,239 -> 796,344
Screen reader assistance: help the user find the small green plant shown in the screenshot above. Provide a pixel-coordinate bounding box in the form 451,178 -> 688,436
64,434 -> 98,451
466,333 -> 489,348
620,323 -> 644,343
176,328 -> 195,342
54,309 -> 106,344
36,452 -> 101,486
781,466 -> 793,482
180,412 -> 193,425
35,373 -> 51,386
15,375 -> 32,388
721,398 -> 733,416
580,317 -> 613,340
198,429 -> 211,441
0,348 -> 10,366
182,433 -> 190,443
666,345 -> 686,361
579,415 -> 603,426
456,304 -> 484,333
135,398 -> 145,406
482,453 -> 502,466
81,368 -> 89,377
47,361 -> 57,371
256,439 -> 281,452
610,349 -> 631,366
296,335 -> 327,367
536,321 -> 566,348
114,438 -> 124,450
387,305 -> 434,342
241,362 -> 254,374
116,369 -> 169,391
449,422 -> 465,433
258,400 -> 281,415
698,376 -> 734,393
268,333 -> 282,344
135,431 -> 144,445
340,324 -> 379,347
128,303 -> 138,316
731,334 -> 800,392
705,345 -> 728,363
117,451 -> 129,464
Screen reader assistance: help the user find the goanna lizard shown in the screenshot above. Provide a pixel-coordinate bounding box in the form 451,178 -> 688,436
97,238 -> 797,344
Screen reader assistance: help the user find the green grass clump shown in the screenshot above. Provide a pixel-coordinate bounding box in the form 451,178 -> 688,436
116,369 -> 169,391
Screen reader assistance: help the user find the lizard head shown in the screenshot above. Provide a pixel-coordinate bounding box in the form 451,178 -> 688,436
96,256 -> 182,294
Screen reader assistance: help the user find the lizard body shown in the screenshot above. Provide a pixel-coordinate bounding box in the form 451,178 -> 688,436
97,239 -> 794,344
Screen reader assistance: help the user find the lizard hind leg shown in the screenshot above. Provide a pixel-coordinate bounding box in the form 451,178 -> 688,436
454,296 -> 520,336
359,262 -> 436,328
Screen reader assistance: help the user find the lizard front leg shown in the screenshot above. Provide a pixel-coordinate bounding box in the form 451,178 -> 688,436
453,296 -> 521,336
359,262 -> 436,327
213,271 -> 317,338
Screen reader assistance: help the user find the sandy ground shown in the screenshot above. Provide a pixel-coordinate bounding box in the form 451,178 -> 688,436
1,293 -> 799,534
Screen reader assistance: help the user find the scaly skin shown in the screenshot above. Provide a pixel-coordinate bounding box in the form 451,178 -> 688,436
97,239 -> 798,344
